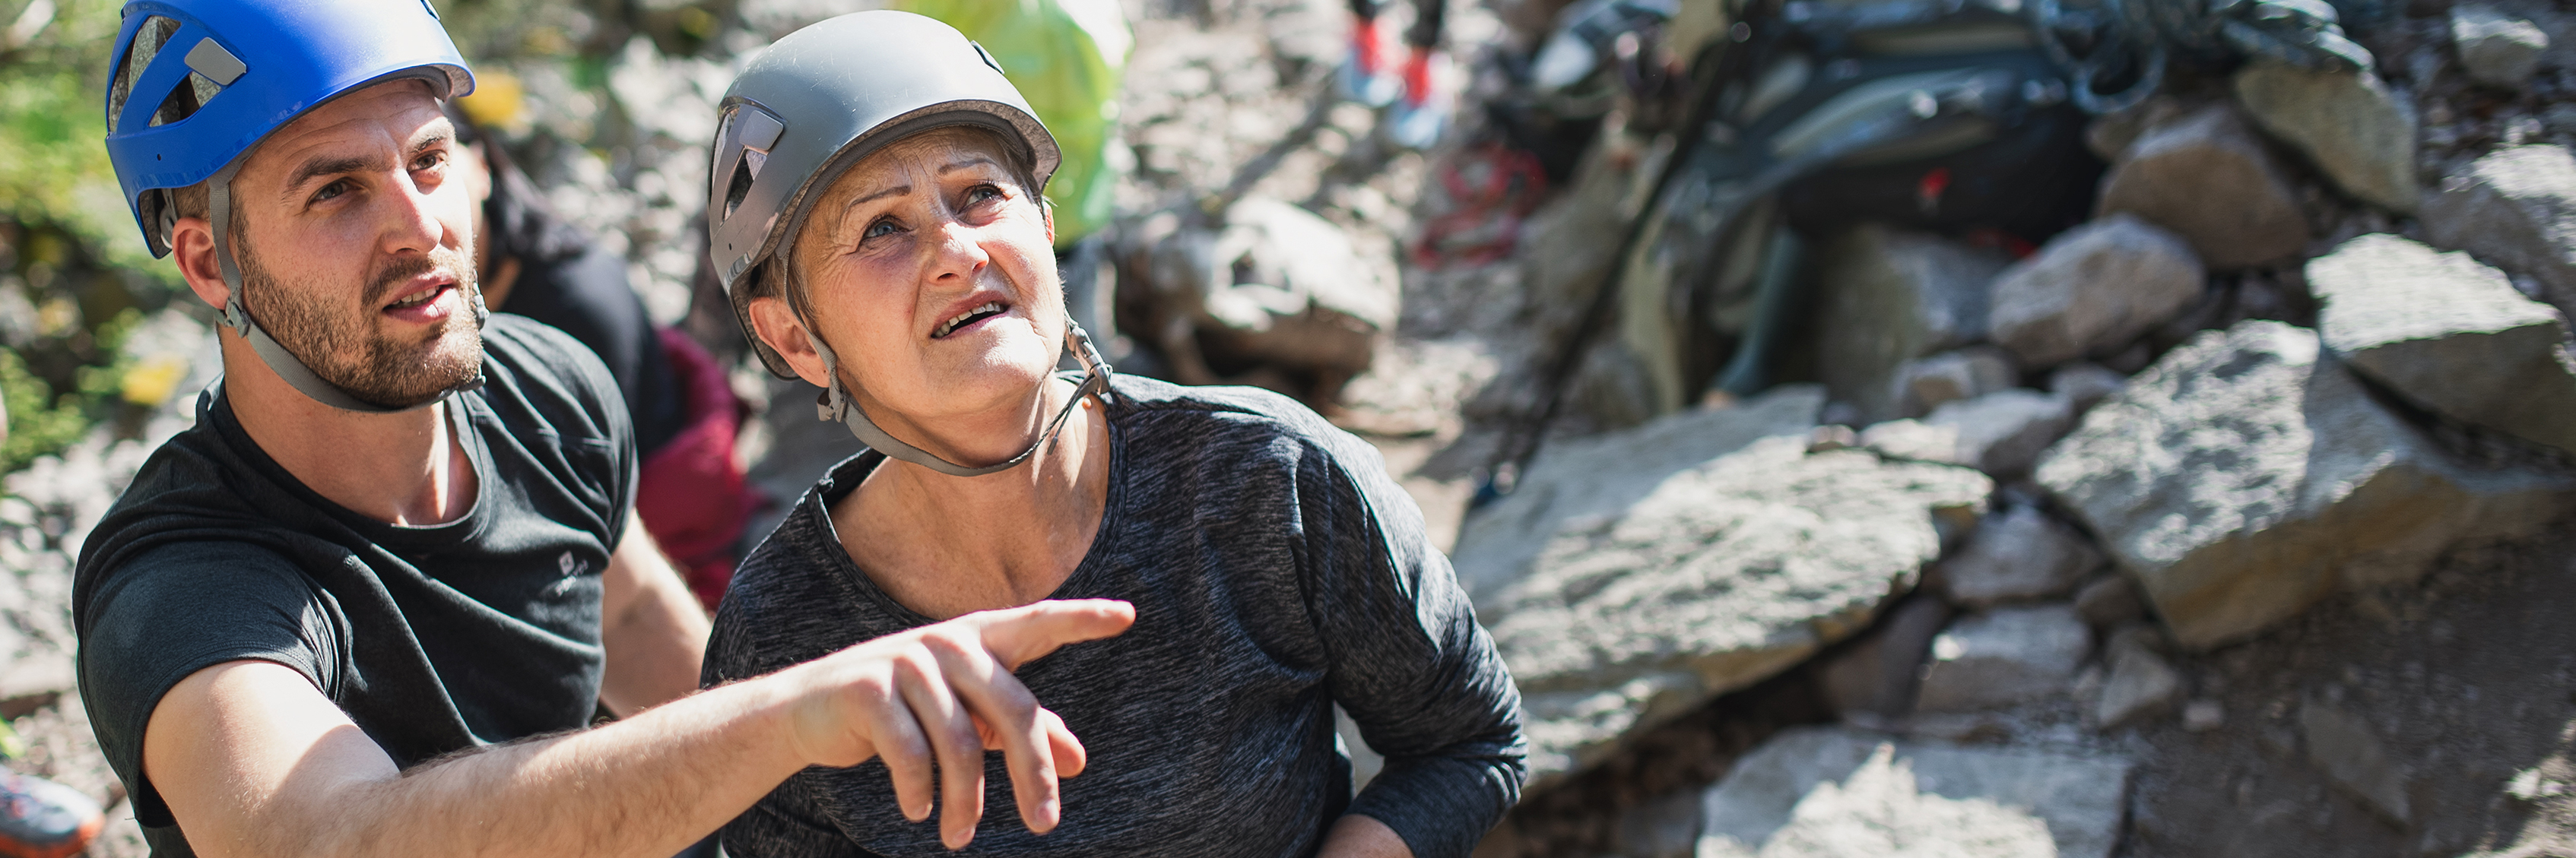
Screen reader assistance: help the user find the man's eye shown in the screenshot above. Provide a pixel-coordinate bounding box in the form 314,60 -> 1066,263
311,180 -> 351,204
412,150 -> 446,172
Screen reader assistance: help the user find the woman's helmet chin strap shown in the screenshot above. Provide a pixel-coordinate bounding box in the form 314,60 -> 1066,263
804,316 -> 1113,479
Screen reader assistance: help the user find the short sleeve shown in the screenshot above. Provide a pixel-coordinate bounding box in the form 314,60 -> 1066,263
77,540 -> 340,831
484,313 -> 639,541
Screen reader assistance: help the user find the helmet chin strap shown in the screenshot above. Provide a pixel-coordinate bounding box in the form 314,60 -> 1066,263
206,163 -> 488,413
804,318 -> 1114,479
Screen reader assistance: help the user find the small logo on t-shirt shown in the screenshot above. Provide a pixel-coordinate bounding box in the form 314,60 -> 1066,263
559,551 -> 583,577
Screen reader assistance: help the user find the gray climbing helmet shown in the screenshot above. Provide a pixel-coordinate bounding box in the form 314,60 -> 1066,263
706,9 -> 1111,478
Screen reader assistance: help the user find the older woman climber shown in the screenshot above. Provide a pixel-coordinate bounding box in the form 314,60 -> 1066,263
697,11 -> 1524,858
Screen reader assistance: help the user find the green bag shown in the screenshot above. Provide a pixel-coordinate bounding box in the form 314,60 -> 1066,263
893,0 -> 1131,249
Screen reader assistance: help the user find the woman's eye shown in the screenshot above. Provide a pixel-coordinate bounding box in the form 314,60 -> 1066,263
862,218 -> 900,240
966,184 -> 1004,205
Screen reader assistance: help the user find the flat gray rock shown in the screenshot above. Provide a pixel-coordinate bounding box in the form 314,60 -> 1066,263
2303,699 -> 2411,825
2037,320 -> 2575,649
1813,224 -> 2012,423
1988,214 -> 2206,367
2231,60 -> 2420,212
2422,144 -> 2576,318
2047,363 -> 2128,415
2094,105 -> 2308,269
1699,726 -> 2132,858
2310,233 -> 2576,454
1915,605 -> 2091,713
1451,385 -> 1826,601
1477,433 -> 1989,784
1941,505 -> 2104,608
2092,631 -> 2181,730
1897,347 -> 2018,416
1918,390 -> 2075,478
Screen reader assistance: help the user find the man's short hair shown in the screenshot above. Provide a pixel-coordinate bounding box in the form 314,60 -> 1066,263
160,179 -> 244,250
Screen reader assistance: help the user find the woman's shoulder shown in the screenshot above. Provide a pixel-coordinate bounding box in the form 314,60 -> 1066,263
1104,374 -> 1355,451
1101,373 -> 1393,495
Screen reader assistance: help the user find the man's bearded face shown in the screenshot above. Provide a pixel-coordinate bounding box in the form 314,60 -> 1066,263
236,231 -> 485,410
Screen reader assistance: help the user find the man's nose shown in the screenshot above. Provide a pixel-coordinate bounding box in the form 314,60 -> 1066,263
376,171 -> 452,259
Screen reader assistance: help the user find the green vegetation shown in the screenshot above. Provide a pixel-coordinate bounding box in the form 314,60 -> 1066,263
0,0 -> 180,476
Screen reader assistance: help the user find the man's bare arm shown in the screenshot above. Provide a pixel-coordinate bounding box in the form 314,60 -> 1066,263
141,599 -> 1134,858
599,516 -> 710,715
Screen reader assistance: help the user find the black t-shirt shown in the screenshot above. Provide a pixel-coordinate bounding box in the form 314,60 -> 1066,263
72,315 -> 636,857
502,244 -> 687,456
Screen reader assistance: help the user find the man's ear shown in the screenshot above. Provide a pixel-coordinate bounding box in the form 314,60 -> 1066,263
1041,197 -> 1055,247
746,294 -> 833,389
169,216 -> 233,314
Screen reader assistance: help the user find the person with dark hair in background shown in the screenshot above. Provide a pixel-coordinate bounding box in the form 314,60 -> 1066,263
444,99 -> 757,611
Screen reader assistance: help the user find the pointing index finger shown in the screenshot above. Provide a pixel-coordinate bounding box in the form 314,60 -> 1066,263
973,599 -> 1135,670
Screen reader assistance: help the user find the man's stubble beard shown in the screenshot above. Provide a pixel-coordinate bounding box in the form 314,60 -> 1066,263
235,235 -> 486,410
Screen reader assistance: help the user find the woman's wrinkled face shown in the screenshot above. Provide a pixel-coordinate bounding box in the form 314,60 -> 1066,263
756,126 -> 1061,427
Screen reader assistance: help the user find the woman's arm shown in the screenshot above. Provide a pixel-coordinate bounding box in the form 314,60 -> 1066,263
1300,436 -> 1528,858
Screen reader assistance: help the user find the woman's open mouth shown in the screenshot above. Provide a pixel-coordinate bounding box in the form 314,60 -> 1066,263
931,301 -> 1009,339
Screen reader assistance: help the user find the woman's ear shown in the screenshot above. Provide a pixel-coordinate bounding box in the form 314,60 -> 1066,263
1041,196 -> 1055,247
747,293 -> 834,389
170,217 -> 233,314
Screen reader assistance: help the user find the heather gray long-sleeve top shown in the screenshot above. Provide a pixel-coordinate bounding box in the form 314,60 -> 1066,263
703,375 -> 1525,858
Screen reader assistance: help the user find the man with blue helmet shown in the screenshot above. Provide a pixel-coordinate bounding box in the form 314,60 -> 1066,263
74,2 -> 1136,856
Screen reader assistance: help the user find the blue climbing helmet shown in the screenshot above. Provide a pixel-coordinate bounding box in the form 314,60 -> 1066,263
100,0 -> 483,413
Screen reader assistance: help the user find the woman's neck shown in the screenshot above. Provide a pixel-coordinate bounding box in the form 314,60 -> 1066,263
831,380 -> 1112,620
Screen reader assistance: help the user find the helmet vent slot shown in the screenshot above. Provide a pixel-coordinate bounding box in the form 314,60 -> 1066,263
106,15 -> 182,135
147,72 -> 223,128
722,151 -> 758,222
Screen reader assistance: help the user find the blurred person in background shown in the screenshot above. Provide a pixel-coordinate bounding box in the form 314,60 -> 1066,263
443,91 -> 758,612
1344,0 -> 1455,147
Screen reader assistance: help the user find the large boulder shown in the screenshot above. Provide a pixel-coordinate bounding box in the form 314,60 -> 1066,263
1699,727 -> 2133,858
2308,233 -> 2576,454
1468,422 -> 1989,782
1812,224 -> 2013,423
2094,105 -> 2308,269
1115,198 -> 1396,392
2230,60 -> 2420,212
2451,3 -> 2549,90
2036,320 -> 2575,649
2421,145 -> 2576,320
1988,214 -> 2206,367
